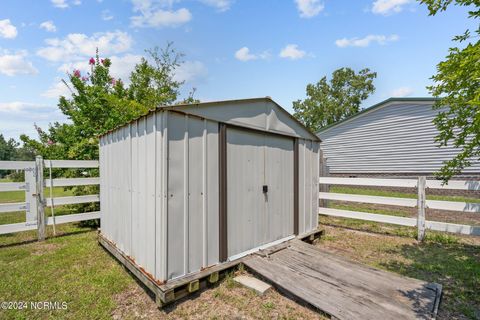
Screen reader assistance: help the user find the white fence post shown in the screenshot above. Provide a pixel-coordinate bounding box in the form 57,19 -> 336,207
417,176 -> 426,241
35,156 -> 46,241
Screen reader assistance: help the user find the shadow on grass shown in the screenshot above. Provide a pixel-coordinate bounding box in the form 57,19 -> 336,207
0,224 -> 97,249
379,240 -> 480,319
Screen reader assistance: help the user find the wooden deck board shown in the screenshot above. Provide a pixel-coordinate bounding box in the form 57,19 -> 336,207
244,240 -> 441,320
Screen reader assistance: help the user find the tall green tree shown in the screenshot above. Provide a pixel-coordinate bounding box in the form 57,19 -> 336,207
21,44 -> 189,161
420,0 -> 480,182
293,68 -> 377,132
0,134 -> 18,162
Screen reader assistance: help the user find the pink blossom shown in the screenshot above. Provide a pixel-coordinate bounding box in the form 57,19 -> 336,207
47,140 -> 54,146
73,69 -> 81,78
101,59 -> 105,65
111,78 -> 116,86
81,76 -> 88,82
89,57 -> 95,65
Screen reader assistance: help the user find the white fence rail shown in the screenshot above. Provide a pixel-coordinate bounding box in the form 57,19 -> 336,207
0,157 -> 100,239
319,177 -> 480,239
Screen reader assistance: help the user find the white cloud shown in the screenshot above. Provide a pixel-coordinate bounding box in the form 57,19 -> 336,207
0,101 -> 65,140
42,79 -> 73,99
0,51 -> 38,76
295,0 -> 324,18
391,86 -> 413,97
279,44 -> 306,60
335,34 -> 399,47
0,19 -> 18,39
50,0 -> 81,8
234,47 -> 256,61
40,20 -> 57,32
0,102 -> 53,114
101,10 -> 114,21
199,0 -> 233,12
51,0 -> 68,8
372,0 -> 411,15
109,54 -> 143,82
233,47 -> 270,62
37,31 -> 133,62
130,0 -> 192,28
173,60 -> 208,83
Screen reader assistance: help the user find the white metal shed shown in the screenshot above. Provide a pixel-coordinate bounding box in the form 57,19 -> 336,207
99,97 -> 320,283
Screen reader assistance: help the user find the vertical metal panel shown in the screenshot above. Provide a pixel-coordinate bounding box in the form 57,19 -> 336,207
218,123 -> 228,262
124,125 -> 132,256
311,141 -> 320,230
264,134 -> 294,242
167,112 -> 186,279
161,111 -> 168,281
206,120 -> 219,266
136,117 -> 147,269
145,114 -> 156,274
130,120 -> 140,263
155,112 -> 165,281
298,139 -> 306,234
226,127 -> 265,258
304,140 -> 312,232
293,139 -> 299,235
187,117 -> 204,272
296,139 -> 318,235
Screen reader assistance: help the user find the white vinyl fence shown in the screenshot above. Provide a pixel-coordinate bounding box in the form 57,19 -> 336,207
0,156 -> 100,240
319,177 -> 480,240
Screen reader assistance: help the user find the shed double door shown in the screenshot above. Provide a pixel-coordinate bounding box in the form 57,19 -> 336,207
226,127 -> 294,259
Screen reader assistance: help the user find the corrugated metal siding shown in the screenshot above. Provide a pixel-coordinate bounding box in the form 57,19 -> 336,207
100,113 -> 166,281
298,139 -> 320,234
318,102 -> 480,173
166,112 -> 219,280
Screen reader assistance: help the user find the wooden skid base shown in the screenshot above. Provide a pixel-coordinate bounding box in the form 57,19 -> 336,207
297,228 -> 324,244
98,233 -> 244,307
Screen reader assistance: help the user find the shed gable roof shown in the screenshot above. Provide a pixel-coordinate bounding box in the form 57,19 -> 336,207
164,97 -> 319,141
101,97 -> 319,141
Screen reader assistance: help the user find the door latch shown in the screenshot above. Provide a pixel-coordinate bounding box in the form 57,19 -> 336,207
262,185 -> 268,193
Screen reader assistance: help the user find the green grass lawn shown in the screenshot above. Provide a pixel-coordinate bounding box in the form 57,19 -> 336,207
0,184 -> 479,319
331,186 -> 480,203
0,224 -> 325,320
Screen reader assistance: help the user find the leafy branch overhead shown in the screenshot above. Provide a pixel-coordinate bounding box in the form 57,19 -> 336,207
420,0 -> 480,182
293,68 -> 377,133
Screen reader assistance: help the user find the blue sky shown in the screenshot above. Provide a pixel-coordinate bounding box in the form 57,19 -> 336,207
0,0 -> 473,140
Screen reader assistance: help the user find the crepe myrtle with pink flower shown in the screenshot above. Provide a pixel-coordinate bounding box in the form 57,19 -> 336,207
21,44 -> 193,163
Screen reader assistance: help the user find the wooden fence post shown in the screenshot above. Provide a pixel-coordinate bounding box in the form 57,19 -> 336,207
417,176 -> 426,241
35,156 -> 46,241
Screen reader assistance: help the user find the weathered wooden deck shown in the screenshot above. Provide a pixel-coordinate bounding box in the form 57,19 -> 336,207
245,240 -> 442,320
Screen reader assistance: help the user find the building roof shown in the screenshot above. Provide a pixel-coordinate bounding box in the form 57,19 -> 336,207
316,97 -> 438,134
100,97 -> 320,141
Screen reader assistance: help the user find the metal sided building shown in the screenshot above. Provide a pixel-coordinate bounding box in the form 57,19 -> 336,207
99,97 -> 320,285
317,97 -> 480,176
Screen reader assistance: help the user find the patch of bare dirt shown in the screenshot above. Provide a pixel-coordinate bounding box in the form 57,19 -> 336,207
31,242 -> 62,255
112,271 -> 326,320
